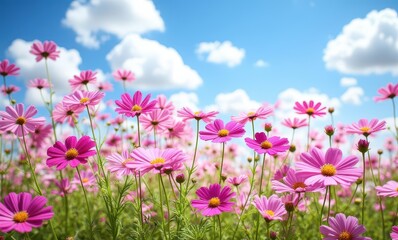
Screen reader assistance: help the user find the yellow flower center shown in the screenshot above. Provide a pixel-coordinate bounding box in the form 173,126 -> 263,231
360,126 -> 370,133
15,117 -> 26,125
260,140 -> 273,149
306,107 -> 315,115
150,157 -> 165,165
80,97 -> 90,104
122,158 -> 134,167
131,105 -> 142,112
292,182 -> 307,190
13,211 -> 29,223
264,210 -> 275,217
321,164 -> 336,176
218,129 -> 229,137
208,197 -> 221,208
82,178 -> 89,183
247,112 -> 257,120
338,231 -> 352,240
65,148 -> 79,160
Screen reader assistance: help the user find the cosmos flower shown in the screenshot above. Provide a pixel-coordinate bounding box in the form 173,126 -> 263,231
272,168 -> 323,193
252,195 -> 287,222
177,107 -> 218,123
28,78 -> 51,89
106,150 -> 136,176
52,178 -> 77,197
140,109 -> 172,133
191,183 -> 235,216
69,70 -> 97,90
281,117 -> 308,129
231,105 -> 273,125
30,40 -> 60,62
245,132 -> 289,155
0,192 -> 54,233
115,91 -> 157,117
391,226 -> 398,240
1,85 -> 20,96
294,100 -> 326,118
53,101 -> 83,126
226,175 -> 248,187
320,213 -> 370,240
199,119 -> 245,143
113,69 -> 135,82
62,90 -> 105,112
345,119 -> 386,137
156,95 -> 175,112
376,181 -> 398,198
374,82 -> 398,102
0,59 -> 19,77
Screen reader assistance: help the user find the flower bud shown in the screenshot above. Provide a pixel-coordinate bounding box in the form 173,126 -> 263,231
176,174 -> 185,184
264,123 -> 272,132
328,107 -> 334,114
270,231 -> 278,240
357,139 -> 370,153
377,149 -> 383,155
324,125 -> 334,136
289,144 -> 296,153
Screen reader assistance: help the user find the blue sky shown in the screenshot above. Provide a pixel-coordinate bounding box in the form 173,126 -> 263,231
0,0 -> 397,130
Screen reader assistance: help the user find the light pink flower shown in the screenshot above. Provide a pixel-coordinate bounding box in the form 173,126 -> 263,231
374,82 -> 398,102
177,107 -> 218,123
391,226 -> 398,239
69,70 -> 97,90
376,181 -> 398,197
113,69 -> 135,82
106,150 -> 136,176
252,195 -> 287,222
320,213 -> 370,240
30,41 -> 60,62
140,109 -> 172,133
63,90 -> 105,112
281,117 -> 308,129
231,105 -> 273,125
28,78 -> 51,89
345,119 -> 386,137
272,168 -> 323,193
226,175 -> 248,187
294,100 -> 326,118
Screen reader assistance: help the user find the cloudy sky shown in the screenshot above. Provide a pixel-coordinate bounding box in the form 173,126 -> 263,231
1,0 -> 397,131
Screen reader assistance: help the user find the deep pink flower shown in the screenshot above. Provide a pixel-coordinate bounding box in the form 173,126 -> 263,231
0,104 -> 45,137
231,105 -> 273,125
113,69 -> 135,82
376,181 -> 398,197
391,226 -> 398,239
191,183 -> 235,216
296,148 -> 362,186
0,59 -> 19,77
106,150 -> 136,176
252,195 -> 287,222
52,178 -> 77,197
320,213 -> 370,240
177,107 -> 218,123
294,100 -> 326,118
62,90 -> 105,112
30,40 -> 60,62
31,124 -> 52,148
1,85 -> 20,96
69,70 -> 97,90
345,119 -> 386,137
140,109 -> 172,133
115,91 -> 157,117
200,119 -> 245,143
127,148 -> 186,175
245,132 -> 289,155
28,78 -> 51,89
0,192 -> 54,233
226,175 -> 248,187
272,168 -> 323,193
374,83 -> 398,102
46,136 -> 96,170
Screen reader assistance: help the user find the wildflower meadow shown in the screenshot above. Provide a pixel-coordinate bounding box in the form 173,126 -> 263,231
1,1 -> 398,240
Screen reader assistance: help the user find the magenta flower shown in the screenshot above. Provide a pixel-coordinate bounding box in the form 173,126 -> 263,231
231,105 -> 273,125
226,175 -> 248,187
199,119 -> 245,143
46,136 -> 96,170
252,195 -> 287,222
106,150 -> 136,176
320,213 -> 370,240
272,168 -> 323,193
127,148 -> 186,175
1,85 -> 20,96
0,192 -> 54,233
177,107 -> 218,123
191,183 -> 235,216
281,117 -> 308,129
53,178 -> 77,197
296,148 -> 362,186
374,82 -> 398,102
0,104 -> 45,137
376,181 -> 398,197
113,69 -> 135,82
69,70 -> 97,90
345,119 -> 386,137
294,100 -> 326,118
140,109 -> 172,132
245,132 -> 289,155
28,78 -> 51,89
391,226 -> 398,239
115,91 -> 157,117
0,59 -> 19,77
63,90 -> 105,112
30,40 -> 60,62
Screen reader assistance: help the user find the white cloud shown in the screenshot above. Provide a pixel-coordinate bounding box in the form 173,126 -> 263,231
7,39 -> 81,100
207,89 -> 261,114
169,92 -> 199,111
254,59 -> 269,68
63,0 -> 164,48
340,77 -> 357,87
196,41 -> 245,67
324,8 -> 398,75
106,34 -> 202,90
341,86 -> 364,105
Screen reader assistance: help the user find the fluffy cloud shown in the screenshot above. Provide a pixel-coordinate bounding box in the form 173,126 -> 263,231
324,8 -> 398,75
63,0 -> 164,48
7,39 -> 81,102
341,86 -> 364,105
254,59 -> 269,68
169,92 -> 199,111
196,41 -> 245,67
206,89 -> 261,114
340,77 -> 357,87
106,34 -> 202,90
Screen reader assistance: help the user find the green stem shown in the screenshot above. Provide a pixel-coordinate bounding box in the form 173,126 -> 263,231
219,142 -> 226,184
327,186 -> 332,222
306,116 -> 311,152
86,106 -> 106,177
2,76 -> 12,104
217,215 -> 222,240
258,153 -> 266,195
319,186 -> 329,225
185,120 -> 200,194
158,174 -> 168,240
136,115 -> 141,147
343,184 -> 359,212
361,152 -> 366,225
160,174 -> 171,240
76,166 -> 94,239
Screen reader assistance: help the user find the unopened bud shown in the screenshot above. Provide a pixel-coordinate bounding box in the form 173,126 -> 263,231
264,123 -> 272,132
176,174 -> 185,184
270,231 -> 277,240
377,149 -> 383,155
289,144 -> 296,153
328,107 -> 334,114
357,139 -> 370,153
285,202 -> 295,212
324,125 -> 335,136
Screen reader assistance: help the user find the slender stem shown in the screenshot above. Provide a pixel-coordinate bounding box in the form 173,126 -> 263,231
378,196 -> 386,240
343,184 -> 359,212
2,76 -> 12,104
185,120 -> 200,194
160,174 -> 171,240
86,106 -> 105,176
266,221 -> 270,239
158,174 -> 168,240
122,80 -> 127,93
76,166 -> 94,239
219,142 -> 226,184
306,116 -> 311,151
361,152 -> 366,225
393,199 -> 398,226
153,127 -> 157,148
136,115 -> 141,147
327,186 -> 332,222
319,187 -> 329,225
168,175 -> 178,200
217,215 -> 222,240
258,153 -> 266,195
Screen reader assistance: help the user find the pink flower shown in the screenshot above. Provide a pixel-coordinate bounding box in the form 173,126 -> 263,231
115,91 -> 157,117
156,95 -> 175,112
127,148 -> 186,175
0,59 -> 19,76
374,82 -> 398,102
52,178 -> 77,197
46,136 -> 96,170
113,69 -> 135,82
226,175 -> 248,187
252,195 -> 287,222
391,226 -> 398,240
245,132 -> 289,155
199,119 -> 245,143
30,40 -> 60,62
177,107 -> 218,123
0,192 -> 54,233
166,121 -> 187,139
96,82 -> 113,92
53,101 -> 83,126
281,117 -> 308,129
345,119 -> 386,137
320,213 -> 370,240
140,109 -> 172,133
1,85 -> 20,96
69,70 -> 97,90
0,104 -> 45,137
62,90 -> 105,112
376,181 -> 398,197
231,105 -> 273,125
106,150 -> 136,176
294,100 -> 326,118
191,183 -> 235,216
73,170 -> 96,189
272,168 -> 323,193
28,78 -> 51,89
296,148 -> 362,186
